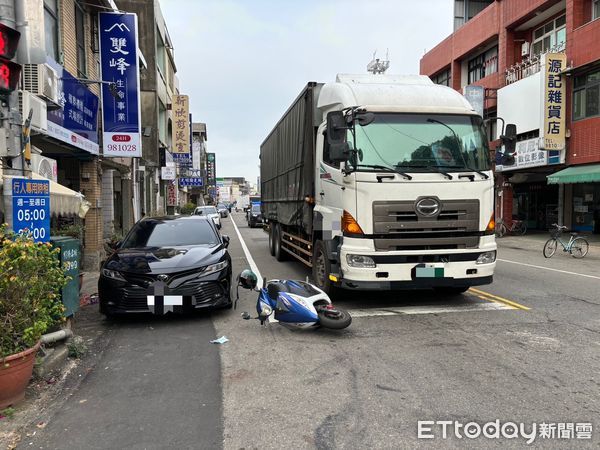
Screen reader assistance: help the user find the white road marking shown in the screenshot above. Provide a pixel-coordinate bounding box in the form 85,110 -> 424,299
348,302 -> 514,318
497,258 -> 600,281
230,215 -> 277,322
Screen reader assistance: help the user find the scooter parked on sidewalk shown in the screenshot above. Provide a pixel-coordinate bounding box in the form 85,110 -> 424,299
235,269 -> 352,330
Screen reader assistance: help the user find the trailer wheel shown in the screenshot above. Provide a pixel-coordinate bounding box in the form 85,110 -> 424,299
274,224 -> 286,261
312,240 -> 337,297
268,224 -> 276,256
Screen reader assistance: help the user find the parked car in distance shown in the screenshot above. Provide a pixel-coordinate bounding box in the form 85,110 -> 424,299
247,203 -> 264,228
217,203 -> 229,218
99,216 -> 232,316
194,205 -> 221,229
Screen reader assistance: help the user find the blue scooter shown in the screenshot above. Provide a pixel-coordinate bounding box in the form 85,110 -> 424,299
235,269 -> 352,330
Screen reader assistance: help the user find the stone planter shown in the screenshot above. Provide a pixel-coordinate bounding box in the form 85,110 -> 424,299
0,342 -> 41,409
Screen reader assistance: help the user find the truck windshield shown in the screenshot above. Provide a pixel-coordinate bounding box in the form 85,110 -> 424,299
349,113 -> 491,172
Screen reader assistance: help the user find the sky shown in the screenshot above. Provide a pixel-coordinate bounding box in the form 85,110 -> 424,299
161,0 -> 454,184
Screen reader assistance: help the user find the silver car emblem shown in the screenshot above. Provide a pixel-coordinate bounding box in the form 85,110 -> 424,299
157,274 -> 169,282
415,197 -> 441,217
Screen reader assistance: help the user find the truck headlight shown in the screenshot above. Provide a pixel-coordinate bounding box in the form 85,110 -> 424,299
346,254 -> 376,268
476,251 -> 496,264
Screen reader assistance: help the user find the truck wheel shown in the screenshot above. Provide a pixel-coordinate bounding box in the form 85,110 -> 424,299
268,225 -> 276,256
312,240 -> 337,296
274,224 -> 286,261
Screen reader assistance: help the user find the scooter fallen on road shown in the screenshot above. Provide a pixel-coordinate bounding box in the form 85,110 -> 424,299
235,269 -> 352,330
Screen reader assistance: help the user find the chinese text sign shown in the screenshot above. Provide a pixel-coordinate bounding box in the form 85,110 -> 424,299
541,53 -> 566,151
12,178 -> 50,243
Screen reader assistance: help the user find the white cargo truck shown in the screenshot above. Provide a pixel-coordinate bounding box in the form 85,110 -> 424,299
261,74 -> 516,295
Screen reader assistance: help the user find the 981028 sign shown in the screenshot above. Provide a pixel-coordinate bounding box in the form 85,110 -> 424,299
12,178 -> 51,243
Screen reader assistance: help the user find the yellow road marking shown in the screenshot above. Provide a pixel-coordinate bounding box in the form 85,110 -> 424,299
469,288 -> 531,311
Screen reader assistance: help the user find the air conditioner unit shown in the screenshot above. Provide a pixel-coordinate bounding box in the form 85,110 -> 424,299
30,154 -> 58,182
22,63 -> 59,105
18,90 -> 48,133
521,42 -> 530,57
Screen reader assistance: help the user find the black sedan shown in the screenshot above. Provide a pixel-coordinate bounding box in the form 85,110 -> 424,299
99,216 -> 232,316
247,203 -> 264,228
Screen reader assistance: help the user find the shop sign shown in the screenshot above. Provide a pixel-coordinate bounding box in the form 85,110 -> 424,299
540,53 -> 566,150
11,178 -> 50,243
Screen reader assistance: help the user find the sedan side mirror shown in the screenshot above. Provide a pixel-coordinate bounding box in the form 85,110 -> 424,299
222,235 -> 230,248
109,240 -> 122,250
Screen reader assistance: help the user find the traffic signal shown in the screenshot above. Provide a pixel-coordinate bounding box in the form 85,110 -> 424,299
0,22 -> 21,94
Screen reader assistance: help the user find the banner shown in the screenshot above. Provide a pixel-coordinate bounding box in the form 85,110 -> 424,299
173,95 -> 190,154
99,13 -> 142,157
540,53 -> 566,151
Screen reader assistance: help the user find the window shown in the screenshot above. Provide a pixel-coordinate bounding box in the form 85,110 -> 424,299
573,70 -> 600,120
158,101 -> 167,143
75,3 -> 86,77
432,69 -> 451,87
532,15 -> 566,56
44,0 -> 59,61
594,0 -> 600,20
468,46 -> 498,83
157,30 -> 166,76
121,218 -> 219,248
322,132 -> 340,168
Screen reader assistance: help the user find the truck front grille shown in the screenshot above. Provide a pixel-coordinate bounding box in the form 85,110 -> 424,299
372,199 -> 480,250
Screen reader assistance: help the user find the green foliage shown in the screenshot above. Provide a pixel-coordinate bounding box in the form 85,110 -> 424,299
180,202 -> 197,215
0,406 -> 16,419
0,224 -> 68,358
51,224 -> 84,241
67,336 -> 87,359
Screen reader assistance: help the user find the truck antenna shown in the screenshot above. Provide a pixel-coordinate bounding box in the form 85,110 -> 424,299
367,49 -> 390,74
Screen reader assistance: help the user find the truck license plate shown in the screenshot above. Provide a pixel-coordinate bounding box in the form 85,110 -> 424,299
415,266 -> 444,278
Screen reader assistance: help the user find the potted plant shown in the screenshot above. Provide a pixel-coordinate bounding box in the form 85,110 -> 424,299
0,224 -> 68,409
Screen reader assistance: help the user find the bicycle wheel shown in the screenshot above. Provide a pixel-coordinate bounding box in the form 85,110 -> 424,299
570,238 -> 589,258
515,221 -> 527,235
496,223 -> 507,238
543,239 -> 557,258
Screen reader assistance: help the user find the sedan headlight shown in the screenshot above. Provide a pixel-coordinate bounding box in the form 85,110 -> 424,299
201,260 -> 229,276
346,254 -> 376,268
476,251 -> 496,264
102,268 -> 126,281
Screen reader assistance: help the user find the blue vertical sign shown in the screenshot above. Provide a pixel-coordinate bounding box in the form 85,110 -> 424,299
12,178 -> 51,243
99,13 -> 141,157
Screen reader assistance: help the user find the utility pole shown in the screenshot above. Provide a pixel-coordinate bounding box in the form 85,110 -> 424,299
0,0 -> 23,177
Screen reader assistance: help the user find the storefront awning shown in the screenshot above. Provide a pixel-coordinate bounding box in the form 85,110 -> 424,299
547,164 -> 600,184
30,173 -> 91,218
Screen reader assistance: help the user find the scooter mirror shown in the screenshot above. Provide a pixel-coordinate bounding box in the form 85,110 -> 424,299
267,283 -> 280,300
241,312 -> 251,320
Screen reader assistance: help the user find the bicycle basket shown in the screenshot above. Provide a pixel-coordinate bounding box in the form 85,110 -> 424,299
550,228 -> 562,238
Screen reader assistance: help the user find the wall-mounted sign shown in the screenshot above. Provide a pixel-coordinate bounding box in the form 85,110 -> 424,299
464,85 -> 485,117
206,152 -> 216,185
179,177 -> 203,187
167,181 -> 177,206
496,137 -> 563,172
99,12 -> 142,157
540,53 -> 566,151
173,95 -> 190,154
47,61 -> 99,154
161,166 -> 176,180
12,178 -> 50,243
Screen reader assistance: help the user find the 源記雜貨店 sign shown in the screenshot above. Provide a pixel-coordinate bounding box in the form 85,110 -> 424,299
12,178 -> 50,243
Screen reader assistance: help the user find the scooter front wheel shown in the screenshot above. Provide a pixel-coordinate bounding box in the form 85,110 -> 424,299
317,309 -> 352,330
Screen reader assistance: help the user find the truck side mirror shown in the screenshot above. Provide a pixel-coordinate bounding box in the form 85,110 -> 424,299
326,111 -> 347,144
500,123 -> 517,155
329,142 -> 351,162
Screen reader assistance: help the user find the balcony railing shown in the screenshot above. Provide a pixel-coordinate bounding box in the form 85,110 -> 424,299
504,43 -> 566,86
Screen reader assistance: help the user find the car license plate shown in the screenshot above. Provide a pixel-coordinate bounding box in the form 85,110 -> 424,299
147,295 -> 183,307
415,265 -> 444,278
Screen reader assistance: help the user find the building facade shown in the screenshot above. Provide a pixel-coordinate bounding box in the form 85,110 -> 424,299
421,0 -> 600,234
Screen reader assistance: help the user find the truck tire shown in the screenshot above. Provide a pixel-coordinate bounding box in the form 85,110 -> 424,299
273,224 -> 286,261
268,225 -> 276,256
312,240 -> 337,297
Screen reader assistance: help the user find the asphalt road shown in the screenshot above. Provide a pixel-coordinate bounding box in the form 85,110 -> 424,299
19,212 -> 600,449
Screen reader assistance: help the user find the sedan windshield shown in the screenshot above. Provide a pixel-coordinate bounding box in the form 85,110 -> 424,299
349,113 -> 491,172
121,218 -> 219,248
195,206 -> 218,215
251,204 -> 261,213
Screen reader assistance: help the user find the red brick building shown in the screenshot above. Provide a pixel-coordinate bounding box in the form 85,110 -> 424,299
421,0 -> 600,234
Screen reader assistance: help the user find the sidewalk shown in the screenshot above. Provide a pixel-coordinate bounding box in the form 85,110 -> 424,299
497,231 -> 600,259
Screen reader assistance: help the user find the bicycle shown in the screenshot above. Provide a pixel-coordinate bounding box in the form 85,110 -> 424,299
543,224 -> 589,258
495,217 -> 527,238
